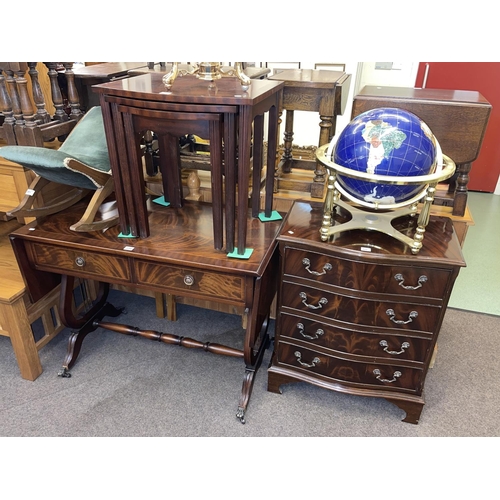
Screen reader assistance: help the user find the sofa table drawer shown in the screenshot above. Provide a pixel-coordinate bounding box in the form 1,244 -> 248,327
30,243 -> 131,282
134,260 -> 246,303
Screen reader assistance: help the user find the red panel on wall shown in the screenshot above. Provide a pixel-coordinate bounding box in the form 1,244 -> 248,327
415,62 -> 500,192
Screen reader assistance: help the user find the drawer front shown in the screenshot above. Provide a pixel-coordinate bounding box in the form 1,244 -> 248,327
279,313 -> 431,363
276,341 -> 423,392
282,282 -> 441,333
284,248 -> 451,299
31,243 -> 131,282
134,260 -> 245,302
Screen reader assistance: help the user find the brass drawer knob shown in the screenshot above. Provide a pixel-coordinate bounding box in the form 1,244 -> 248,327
75,256 -> 86,267
183,275 -> 195,286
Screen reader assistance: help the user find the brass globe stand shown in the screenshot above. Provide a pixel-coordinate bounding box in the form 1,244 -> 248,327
315,142 -> 456,254
163,62 -> 251,91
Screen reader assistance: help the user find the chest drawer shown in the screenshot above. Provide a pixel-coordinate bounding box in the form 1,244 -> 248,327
282,281 -> 442,333
284,248 -> 451,299
279,313 -> 431,363
134,260 -> 246,303
276,341 -> 424,393
30,243 -> 131,282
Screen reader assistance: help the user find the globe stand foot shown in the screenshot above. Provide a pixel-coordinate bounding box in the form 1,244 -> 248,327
321,195 -> 430,254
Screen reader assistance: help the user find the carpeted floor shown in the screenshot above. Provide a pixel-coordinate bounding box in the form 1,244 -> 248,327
1,289 -> 499,438
2,288 -> 498,498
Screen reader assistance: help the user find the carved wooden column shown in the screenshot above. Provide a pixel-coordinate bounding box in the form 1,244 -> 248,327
62,62 -> 82,121
0,65 -> 17,144
28,62 -> 50,125
15,63 -> 44,146
45,62 -> 68,123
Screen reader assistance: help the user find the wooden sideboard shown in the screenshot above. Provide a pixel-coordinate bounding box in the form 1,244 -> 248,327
268,201 -> 466,424
11,199 -> 284,423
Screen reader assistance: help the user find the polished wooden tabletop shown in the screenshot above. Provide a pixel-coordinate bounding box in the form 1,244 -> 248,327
269,69 -> 348,88
279,201 -> 466,267
72,62 -> 148,79
13,199 -> 285,276
92,72 -> 283,106
356,85 -> 490,105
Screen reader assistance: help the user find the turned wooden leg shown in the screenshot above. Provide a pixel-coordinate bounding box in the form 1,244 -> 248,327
452,161 -> 470,216
281,109 -> 294,173
311,114 -> 334,198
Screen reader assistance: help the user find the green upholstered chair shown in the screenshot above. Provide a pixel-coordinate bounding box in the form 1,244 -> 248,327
0,106 -> 118,232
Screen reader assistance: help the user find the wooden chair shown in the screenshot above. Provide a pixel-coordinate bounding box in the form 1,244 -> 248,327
0,106 -> 118,232
0,62 -> 88,222
0,62 -> 83,146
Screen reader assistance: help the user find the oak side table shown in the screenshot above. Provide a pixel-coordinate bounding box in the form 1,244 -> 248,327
268,69 -> 351,198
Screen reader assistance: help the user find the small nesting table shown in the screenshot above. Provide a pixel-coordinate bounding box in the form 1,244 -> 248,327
268,69 -> 351,198
93,73 -> 283,256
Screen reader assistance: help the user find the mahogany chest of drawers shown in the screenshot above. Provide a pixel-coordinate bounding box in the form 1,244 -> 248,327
268,201 -> 466,423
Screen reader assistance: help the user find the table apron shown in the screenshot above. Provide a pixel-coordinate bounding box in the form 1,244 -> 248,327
104,94 -> 238,114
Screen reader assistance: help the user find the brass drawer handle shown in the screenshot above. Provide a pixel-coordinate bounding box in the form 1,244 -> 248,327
302,258 -> 332,276
386,309 -> 418,325
373,368 -> 402,383
294,351 -> 320,368
75,256 -> 86,267
299,292 -> 328,310
183,275 -> 195,286
394,273 -> 428,290
379,340 -> 410,355
297,322 -> 324,340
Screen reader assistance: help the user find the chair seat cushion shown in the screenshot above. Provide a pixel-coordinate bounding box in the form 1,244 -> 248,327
0,106 -> 110,191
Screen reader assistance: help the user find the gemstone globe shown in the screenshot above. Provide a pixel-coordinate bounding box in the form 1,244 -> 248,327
333,107 -> 438,205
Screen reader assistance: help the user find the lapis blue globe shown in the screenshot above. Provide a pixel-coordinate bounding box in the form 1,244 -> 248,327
333,107 -> 438,205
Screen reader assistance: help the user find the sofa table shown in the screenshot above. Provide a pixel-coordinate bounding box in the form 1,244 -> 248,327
10,199 -> 283,423
93,73 -> 283,256
268,201 -> 465,424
